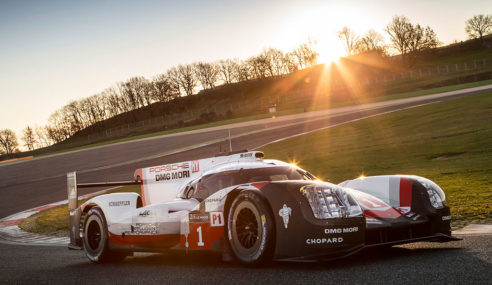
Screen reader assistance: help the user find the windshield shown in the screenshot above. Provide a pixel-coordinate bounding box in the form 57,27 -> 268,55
179,166 -> 313,201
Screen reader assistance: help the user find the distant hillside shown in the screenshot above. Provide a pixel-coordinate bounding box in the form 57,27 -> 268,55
68,36 -> 491,142
2,36 -> 491,159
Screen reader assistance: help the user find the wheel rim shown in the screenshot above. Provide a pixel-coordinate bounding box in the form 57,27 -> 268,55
231,200 -> 263,258
235,207 -> 259,248
87,220 -> 102,251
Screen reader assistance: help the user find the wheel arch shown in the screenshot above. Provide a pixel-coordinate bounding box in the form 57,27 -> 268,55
224,187 -> 276,230
80,192 -> 141,225
223,186 -> 277,263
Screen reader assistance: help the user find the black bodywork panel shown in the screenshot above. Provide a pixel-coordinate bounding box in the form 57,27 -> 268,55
253,179 -> 456,261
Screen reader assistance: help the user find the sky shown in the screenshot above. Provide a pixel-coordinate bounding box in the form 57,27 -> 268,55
0,0 -> 489,139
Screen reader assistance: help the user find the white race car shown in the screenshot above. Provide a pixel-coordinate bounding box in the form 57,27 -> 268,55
67,150 -> 458,264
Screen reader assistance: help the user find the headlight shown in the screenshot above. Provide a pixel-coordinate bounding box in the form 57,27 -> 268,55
301,183 -> 362,219
417,178 -> 447,209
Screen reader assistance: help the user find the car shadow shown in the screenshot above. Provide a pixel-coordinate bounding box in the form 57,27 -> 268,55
68,240 -> 464,270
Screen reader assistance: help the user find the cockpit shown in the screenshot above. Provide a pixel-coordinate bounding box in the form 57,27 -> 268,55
178,165 -> 315,202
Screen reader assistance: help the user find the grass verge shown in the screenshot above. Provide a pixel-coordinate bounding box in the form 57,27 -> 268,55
36,79 -> 492,158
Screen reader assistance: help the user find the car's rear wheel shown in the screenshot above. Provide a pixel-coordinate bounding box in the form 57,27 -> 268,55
83,207 -> 126,263
227,191 -> 275,264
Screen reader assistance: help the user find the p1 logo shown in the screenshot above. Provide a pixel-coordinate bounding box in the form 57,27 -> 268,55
185,212 -> 225,249
210,212 -> 224,227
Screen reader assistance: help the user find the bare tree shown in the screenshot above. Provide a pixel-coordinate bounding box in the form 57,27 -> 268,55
65,100 -> 84,132
386,15 -> 439,56
217,59 -> 239,84
120,77 -> 152,109
151,74 -> 180,102
0,129 -> 19,154
93,92 -> 111,121
282,52 -> 299,73
247,55 -> 269,79
102,87 -> 125,117
22,126 -> 36,151
44,106 -> 80,141
168,65 -> 197,96
45,126 -> 64,144
234,60 -> 252,82
114,83 -> 133,112
386,16 -> 413,55
80,94 -> 109,126
262,49 -> 275,77
355,29 -> 386,54
194,62 -> 219,90
34,126 -> 52,148
292,40 -> 319,68
166,67 -> 181,95
263,48 -> 286,76
407,25 -> 440,53
179,64 -> 198,96
292,48 -> 305,69
117,81 -> 137,111
116,77 -> 149,111
46,109 -> 72,143
465,14 -> 492,44
338,27 -> 359,56
73,98 -> 92,128
300,40 -> 318,67
138,78 -> 153,106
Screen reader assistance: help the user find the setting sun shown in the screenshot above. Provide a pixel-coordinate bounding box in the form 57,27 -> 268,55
272,3 -> 365,64
316,39 -> 344,64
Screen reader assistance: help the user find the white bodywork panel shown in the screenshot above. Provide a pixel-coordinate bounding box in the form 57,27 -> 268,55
85,193 -> 199,236
340,176 -> 394,205
137,151 -> 265,205
339,175 -> 416,214
84,193 -> 140,225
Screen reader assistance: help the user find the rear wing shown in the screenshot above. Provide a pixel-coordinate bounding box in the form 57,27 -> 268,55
67,171 -> 140,250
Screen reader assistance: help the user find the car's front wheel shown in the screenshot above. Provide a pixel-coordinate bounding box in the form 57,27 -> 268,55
227,191 -> 275,264
82,207 -> 126,263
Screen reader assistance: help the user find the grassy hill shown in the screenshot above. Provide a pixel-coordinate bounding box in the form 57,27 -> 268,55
53,36 -> 492,143
2,36 -> 491,160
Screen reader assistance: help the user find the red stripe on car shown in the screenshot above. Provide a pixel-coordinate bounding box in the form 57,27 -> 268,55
251,181 -> 269,189
399,177 -> 412,207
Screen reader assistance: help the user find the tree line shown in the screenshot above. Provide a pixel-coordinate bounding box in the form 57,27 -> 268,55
41,42 -> 317,145
1,14 -> 491,155
337,14 -> 491,60
337,15 -> 441,59
1,41 -> 318,153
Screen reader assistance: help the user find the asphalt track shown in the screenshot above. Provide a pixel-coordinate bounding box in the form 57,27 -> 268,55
0,85 -> 491,283
0,236 -> 490,284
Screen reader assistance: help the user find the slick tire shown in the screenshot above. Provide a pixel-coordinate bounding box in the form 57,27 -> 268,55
82,207 -> 126,263
227,191 -> 275,265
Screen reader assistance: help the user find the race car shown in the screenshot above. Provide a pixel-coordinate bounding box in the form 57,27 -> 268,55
67,150 -> 459,264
